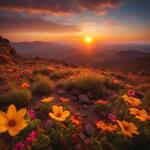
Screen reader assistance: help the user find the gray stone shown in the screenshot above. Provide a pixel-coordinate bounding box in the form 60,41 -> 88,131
79,132 -> 86,141
56,88 -> 66,95
83,104 -> 88,109
84,123 -> 96,136
78,94 -> 90,104
71,89 -> 80,96
45,119 -> 54,129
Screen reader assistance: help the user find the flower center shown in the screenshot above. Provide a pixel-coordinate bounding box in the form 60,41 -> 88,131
8,119 -> 16,127
124,125 -> 129,131
56,113 -> 62,118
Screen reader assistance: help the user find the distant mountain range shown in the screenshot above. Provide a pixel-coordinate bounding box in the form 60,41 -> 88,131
12,41 -> 150,73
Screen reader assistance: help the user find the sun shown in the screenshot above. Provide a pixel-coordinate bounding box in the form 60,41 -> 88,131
84,36 -> 93,44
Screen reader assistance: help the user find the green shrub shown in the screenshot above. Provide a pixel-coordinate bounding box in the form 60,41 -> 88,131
103,77 -> 120,90
33,68 -> 50,75
59,72 -> 106,97
7,88 -> 32,106
32,75 -> 52,96
49,69 -> 74,79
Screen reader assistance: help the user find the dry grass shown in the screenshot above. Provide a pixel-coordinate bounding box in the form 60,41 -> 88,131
31,75 -> 53,96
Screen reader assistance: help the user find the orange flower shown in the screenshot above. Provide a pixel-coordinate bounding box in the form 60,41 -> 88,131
41,97 -> 53,103
49,105 -> 70,122
60,97 -> 70,103
122,94 -> 141,107
95,100 -> 109,105
0,104 -> 27,136
126,84 -> 132,89
129,108 -> 150,122
96,120 -> 118,133
113,79 -> 119,84
21,83 -> 30,89
117,120 -> 139,137
70,115 -> 81,126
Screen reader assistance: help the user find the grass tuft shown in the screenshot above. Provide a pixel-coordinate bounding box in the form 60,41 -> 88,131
31,75 -> 52,96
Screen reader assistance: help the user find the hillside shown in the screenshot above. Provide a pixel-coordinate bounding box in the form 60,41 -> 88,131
12,41 -> 150,73
0,36 -> 20,64
0,36 -> 150,150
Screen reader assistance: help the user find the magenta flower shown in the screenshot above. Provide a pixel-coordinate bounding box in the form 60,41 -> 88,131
128,90 -> 136,97
29,131 -> 38,140
13,142 -> 25,150
25,137 -> 33,144
108,113 -> 117,123
27,109 -> 36,120
25,131 -> 38,145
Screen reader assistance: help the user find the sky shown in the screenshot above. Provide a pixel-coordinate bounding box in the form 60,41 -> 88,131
0,0 -> 150,43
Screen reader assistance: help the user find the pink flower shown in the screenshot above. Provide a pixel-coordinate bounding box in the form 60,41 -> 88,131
25,137 -> 33,144
13,142 -> 25,150
29,131 -> 38,140
128,90 -> 136,97
27,109 -> 36,120
25,131 -> 38,145
108,113 -> 117,123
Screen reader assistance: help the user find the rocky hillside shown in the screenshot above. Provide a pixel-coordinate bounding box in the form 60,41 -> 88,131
0,36 -> 19,64
0,36 -> 150,150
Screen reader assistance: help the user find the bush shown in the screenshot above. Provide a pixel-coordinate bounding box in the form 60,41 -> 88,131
32,75 -> 52,96
59,72 -> 106,97
7,88 -> 32,106
49,69 -> 74,79
33,67 -> 51,75
103,77 -> 120,90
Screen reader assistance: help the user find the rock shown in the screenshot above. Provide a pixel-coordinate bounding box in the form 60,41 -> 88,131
83,104 -> 88,109
0,77 -> 7,84
84,123 -> 96,137
76,144 -> 83,150
70,95 -> 78,101
71,89 -> 80,96
56,88 -> 66,95
79,132 -> 86,141
44,120 -> 54,129
86,92 -> 93,98
137,71 -> 146,76
136,91 -> 144,98
78,94 -> 90,104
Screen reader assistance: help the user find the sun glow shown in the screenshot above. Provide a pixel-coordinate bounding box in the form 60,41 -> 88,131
84,36 -> 93,44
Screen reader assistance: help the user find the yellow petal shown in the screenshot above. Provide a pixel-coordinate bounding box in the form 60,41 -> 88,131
7,104 -> 17,119
16,108 -> 27,119
53,105 -> 63,114
62,111 -> 70,118
0,112 -> 7,124
49,113 -> 56,119
0,125 -> 8,133
16,119 -> 27,130
8,128 -> 20,136
49,113 -> 65,121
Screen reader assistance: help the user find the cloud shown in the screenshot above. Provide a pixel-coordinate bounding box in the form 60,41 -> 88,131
0,0 -> 122,15
0,11 -> 80,33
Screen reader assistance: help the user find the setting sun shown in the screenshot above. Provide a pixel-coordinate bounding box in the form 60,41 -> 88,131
84,36 -> 93,44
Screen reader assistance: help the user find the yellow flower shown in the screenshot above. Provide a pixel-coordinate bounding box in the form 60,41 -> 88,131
117,120 -> 139,137
60,97 -> 70,103
49,105 -> 70,121
0,104 -> 27,136
41,97 -> 53,103
122,94 -> 141,107
129,108 -> 150,121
